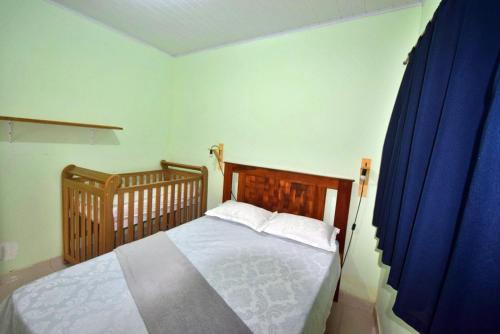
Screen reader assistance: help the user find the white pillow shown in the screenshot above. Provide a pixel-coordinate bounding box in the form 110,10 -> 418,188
263,213 -> 340,252
205,200 -> 274,232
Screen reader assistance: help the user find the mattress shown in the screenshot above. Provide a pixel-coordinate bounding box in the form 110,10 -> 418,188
0,216 -> 341,334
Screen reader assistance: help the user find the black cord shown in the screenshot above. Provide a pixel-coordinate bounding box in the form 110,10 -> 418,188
341,177 -> 366,266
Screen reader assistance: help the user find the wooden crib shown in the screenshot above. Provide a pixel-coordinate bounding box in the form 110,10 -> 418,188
61,160 -> 208,264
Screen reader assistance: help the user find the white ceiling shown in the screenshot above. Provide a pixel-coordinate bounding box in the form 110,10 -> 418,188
50,0 -> 421,57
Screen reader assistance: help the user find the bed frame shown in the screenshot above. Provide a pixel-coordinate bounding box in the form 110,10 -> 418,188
222,162 -> 354,301
61,161 -> 208,264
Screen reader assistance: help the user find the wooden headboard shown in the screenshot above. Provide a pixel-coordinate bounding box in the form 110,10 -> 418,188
222,162 -> 354,256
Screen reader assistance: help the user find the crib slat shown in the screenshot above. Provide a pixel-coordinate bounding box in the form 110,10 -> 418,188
193,180 -> 198,219
169,184 -> 175,229
185,182 -> 190,221
198,180 -> 201,217
146,187 -> 153,235
192,180 -> 197,219
93,193 -> 98,257
191,180 -> 198,219
117,192 -> 124,246
162,185 -> 168,231
198,180 -> 202,217
176,181 -> 182,226
85,192 -> 91,260
192,181 -> 196,220
137,190 -> 144,239
175,176 -> 184,226
80,191 -> 86,261
155,184 -> 161,233
128,190 -> 135,243
183,181 -> 188,224
184,181 -> 189,222
75,189 -> 82,262
62,186 -> 68,258
75,191 -> 81,262
186,181 -> 191,222
99,195 -> 105,254
68,188 -> 74,259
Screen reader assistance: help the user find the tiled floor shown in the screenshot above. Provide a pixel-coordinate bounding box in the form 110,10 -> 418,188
0,256 -> 66,301
1,260 -> 378,334
326,292 -> 378,334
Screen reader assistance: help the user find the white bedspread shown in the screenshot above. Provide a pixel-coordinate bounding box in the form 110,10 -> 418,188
0,216 -> 340,334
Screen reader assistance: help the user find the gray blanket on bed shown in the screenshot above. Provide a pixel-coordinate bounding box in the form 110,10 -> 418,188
114,232 -> 252,334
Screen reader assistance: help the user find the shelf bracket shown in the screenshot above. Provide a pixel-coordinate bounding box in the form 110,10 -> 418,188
7,121 -> 13,143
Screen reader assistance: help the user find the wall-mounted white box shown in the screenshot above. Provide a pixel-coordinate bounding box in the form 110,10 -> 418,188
0,242 -> 18,261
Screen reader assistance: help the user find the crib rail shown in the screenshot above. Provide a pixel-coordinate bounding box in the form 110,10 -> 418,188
61,161 -> 208,265
62,164 -> 112,184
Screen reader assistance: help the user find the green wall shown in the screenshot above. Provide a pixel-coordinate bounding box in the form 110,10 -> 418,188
1,2 -> 435,332
0,0 -> 172,274
168,6 -> 421,302
420,0 -> 441,32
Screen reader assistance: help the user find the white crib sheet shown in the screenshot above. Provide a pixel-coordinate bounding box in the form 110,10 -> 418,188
112,184 -> 199,230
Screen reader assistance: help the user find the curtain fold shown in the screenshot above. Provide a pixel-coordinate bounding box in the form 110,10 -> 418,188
429,58 -> 500,334
373,0 -> 500,332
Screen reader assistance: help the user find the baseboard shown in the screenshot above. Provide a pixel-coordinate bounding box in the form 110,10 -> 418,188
0,256 -> 66,301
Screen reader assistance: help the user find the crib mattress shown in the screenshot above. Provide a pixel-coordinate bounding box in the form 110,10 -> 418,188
0,216 -> 340,334
89,183 -> 199,230
111,189 -> 197,230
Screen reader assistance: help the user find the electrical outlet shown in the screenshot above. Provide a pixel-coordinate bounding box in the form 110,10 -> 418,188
0,242 -> 18,261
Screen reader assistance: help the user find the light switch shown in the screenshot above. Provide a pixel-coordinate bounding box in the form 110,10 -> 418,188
358,158 -> 371,197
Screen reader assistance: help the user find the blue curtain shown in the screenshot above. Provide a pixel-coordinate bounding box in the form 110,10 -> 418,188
373,0 -> 500,332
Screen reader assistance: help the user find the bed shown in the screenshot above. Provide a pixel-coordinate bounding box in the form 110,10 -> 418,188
2,162 -> 353,334
61,160 -> 208,264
